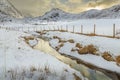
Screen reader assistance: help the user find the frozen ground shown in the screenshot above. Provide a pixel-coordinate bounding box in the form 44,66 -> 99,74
42,31 -> 120,73
0,29 -> 85,80
0,19 -> 120,36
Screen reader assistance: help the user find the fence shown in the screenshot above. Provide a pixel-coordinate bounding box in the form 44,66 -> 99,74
0,24 -> 120,38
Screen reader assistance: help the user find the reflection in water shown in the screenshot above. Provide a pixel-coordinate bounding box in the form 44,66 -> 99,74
34,39 -> 112,80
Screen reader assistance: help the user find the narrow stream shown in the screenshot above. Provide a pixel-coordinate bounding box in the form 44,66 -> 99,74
34,38 -> 112,80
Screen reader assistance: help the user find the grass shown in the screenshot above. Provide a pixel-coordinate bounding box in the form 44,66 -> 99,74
116,55 -> 120,66
102,52 -> 115,61
2,66 -> 81,80
75,43 -> 82,49
68,39 -> 75,43
78,44 -> 98,55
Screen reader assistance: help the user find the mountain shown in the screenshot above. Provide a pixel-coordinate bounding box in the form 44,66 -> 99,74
37,4 -> 120,21
0,0 -> 22,19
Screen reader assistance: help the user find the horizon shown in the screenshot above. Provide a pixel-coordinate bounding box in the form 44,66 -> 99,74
9,0 -> 120,17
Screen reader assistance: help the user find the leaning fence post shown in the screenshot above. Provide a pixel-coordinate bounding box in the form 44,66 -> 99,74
113,24 -> 116,38
94,24 -> 96,36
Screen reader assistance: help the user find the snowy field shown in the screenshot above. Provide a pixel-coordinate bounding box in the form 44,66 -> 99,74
42,31 -> 120,74
0,29 -> 85,80
1,19 -> 120,36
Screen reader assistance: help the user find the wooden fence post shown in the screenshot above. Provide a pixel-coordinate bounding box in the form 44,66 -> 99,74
66,25 -> 68,32
61,25 -> 62,31
73,25 -> 75,33
53,26 -> 55,31
113,24 -> 116,38
81,25 -> 83,34
94,24 -> 96,36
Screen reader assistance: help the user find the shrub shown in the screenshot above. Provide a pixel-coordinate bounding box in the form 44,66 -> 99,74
68,39 -> 74,43
116,55 -> 120,66
102,52 -> 115,61
78,44 -> 98,55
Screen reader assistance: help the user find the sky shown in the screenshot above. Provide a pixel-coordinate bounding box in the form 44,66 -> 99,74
10,0 -> 120,17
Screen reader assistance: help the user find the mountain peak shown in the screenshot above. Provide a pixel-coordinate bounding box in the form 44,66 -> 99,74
50,8 -> 63,11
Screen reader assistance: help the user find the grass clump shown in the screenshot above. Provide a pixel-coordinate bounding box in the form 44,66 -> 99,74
68,39 -> 74,43
102,52 -> 115,61
116,55 -> 120,66
78,44 -> 98,55
75,43 -> 82,49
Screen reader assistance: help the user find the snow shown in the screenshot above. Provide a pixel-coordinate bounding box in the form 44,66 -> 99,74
42,31 -> 120,73
33,4 -> 120,21
0,29 -> 85,80
28,39 -> 38,47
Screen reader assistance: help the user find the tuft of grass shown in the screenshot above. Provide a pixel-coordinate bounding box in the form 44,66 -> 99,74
53,36 -> 60,39
102,52 -> 115,61
59,39 -> 67,43
55,43 -> 64,51
116,55 -> 120,66
68,39 -> 74,43
78,44 -> 98,55
30,66 -> 37,72
76,43 -> 82,49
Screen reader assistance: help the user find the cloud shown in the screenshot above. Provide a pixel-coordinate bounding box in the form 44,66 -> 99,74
9,0 -> 120,17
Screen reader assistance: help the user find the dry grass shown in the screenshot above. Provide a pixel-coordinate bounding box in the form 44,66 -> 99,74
73,73 -> 81,80
76,43 -> 82,49
59,39 -> 67,43
78,44 -> 98,55
87,33 -> 96,36
4,66 -> 75,80
68,39 -> 75,43
53,36 -> 60,39
24,36 -> 34,41
116,55 -> 120,66
71,48 -> 78,52
102,52 -> 115,61
55,43 -> 64,51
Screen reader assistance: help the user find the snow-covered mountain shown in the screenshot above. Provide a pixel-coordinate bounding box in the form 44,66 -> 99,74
0,0 -> 22,21
37,4 -> 120,21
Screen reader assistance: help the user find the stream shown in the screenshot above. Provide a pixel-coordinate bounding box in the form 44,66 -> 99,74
33,38 -> 112,80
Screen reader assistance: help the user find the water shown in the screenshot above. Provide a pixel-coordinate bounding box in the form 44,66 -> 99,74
34,38 -> 112,80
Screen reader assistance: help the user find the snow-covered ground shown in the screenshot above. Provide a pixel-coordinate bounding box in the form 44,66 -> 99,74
42,31 -> 120,74
1,19 -> 120,37
0,29 -> 85,80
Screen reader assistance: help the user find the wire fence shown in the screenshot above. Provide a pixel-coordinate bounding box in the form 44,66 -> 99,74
0,24 -> 120,38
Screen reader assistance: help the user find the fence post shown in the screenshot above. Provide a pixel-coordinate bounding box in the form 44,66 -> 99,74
73,25 -> 75,33
61,25 -> 62,31
53,26 -> 55,31
94,24 -> 96,36
113,24 -> 116,38
66,25 -> 68,32
81,25 -> 83,34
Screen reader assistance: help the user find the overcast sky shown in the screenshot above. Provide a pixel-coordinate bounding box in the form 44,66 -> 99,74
10,0 -> 120,17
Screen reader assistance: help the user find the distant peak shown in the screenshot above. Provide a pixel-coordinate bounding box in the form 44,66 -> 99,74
51,8 -> 63,11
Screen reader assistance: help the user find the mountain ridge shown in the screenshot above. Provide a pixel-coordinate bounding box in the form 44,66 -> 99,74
35,4 -> 120,21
